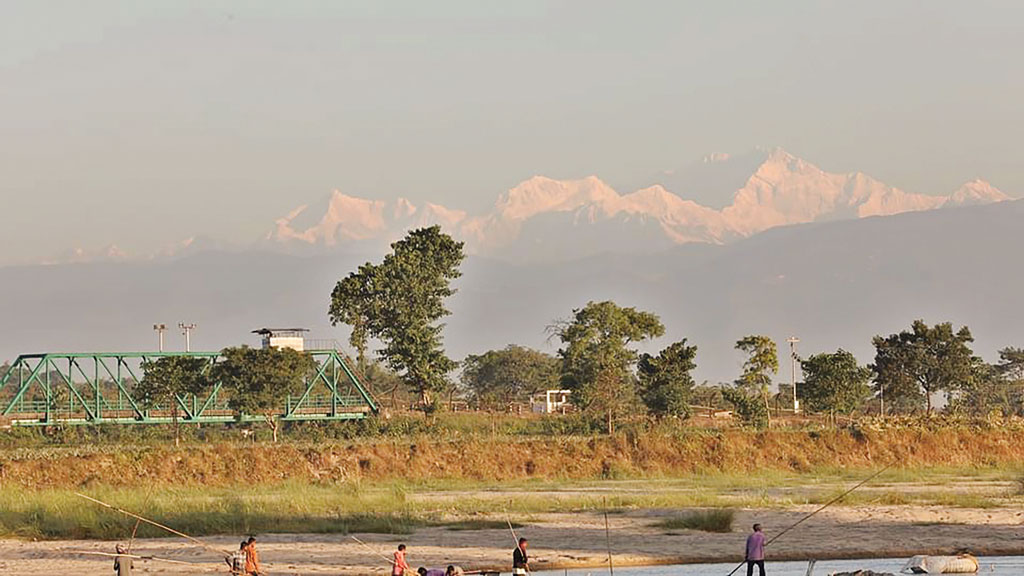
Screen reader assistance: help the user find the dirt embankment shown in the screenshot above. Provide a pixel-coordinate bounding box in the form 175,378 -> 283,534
2,427 -> 1023,488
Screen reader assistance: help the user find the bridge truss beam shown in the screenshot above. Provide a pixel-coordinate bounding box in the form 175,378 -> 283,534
0,350 -> 377,427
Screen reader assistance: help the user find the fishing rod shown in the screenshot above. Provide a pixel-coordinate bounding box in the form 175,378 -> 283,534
507,501 -> 531,575
725,461 -> 895,576
603,505 -> 614,576
350,535 -> 399,565
75,493 -> 232,558
128,489 -> 156,554
69,549 -> 199,566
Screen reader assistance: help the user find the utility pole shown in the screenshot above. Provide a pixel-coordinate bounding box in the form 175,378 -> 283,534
787,336 -> 800,413
178,322 -> 197,352
153,324 -> 167,352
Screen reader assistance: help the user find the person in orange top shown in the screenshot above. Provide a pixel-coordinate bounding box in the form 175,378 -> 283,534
244,536 -> 263,576
393,544 -> 410,576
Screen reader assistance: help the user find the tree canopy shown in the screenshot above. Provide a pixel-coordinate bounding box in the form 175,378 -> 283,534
212,345 -> 318,441
329,226 -> 465,410
722,387 -> 769,429
138,356 -> 209,445
638,339 -> 698,418
799,349 -> 872,416
871,320 -> 975,412
952,348 -> 1024,417
735,335 -> 779,390
461,345 -> 559,410
553,300 -> 664,432
997,347 -> 1024,382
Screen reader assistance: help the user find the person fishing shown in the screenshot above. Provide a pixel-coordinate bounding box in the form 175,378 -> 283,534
393,544 -> 410,576
512,537 -> 529,575
417,566 -> 445,576
113,544 -> 133,576
445,565 -> 465,576
244,536 -> 263,576
226,541 -> 248,575
745,523 -> 766,576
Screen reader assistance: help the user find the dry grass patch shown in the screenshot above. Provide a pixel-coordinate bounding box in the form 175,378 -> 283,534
654,509 -> 735,533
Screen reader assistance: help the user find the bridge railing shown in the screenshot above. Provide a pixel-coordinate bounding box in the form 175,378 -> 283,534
0,349 -> 377,427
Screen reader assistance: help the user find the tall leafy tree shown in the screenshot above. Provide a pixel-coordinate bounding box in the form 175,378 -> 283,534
329,271 -> 373,367
951,358 -> 1017,416
870,320 -> 975,413
212,346 -> 318,441
553,300 -> 664,433
955,348 -> 1024,416
735,336 -> 779,390
461,345 -> 559,410
329,226 -> 465,410
996,347 -> 1024,415
734,335 -> 778,424
138,356 -> 209,446
997,347 -> 1024,382
638,340 -> 698,418
799,349 -> 872,418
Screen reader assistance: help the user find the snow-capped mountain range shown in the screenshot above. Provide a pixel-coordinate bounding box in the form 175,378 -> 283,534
40,148 -> 1012,265
268,148 -> 1011,261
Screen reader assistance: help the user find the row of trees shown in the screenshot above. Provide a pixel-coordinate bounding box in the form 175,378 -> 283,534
462,315 -> 1024,430
137,346 -> 316,443
326,227 -> 1024,430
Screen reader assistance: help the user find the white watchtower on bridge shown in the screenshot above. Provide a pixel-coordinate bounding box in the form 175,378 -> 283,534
252,328 -> 309,352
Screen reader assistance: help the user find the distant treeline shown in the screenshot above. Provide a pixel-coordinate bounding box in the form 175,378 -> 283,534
4,226 -> 1022,439
325,226 -> 1023,432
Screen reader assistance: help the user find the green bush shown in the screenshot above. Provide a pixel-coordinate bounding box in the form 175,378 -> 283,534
654,509 -> 734,533
722,388 -> 769,429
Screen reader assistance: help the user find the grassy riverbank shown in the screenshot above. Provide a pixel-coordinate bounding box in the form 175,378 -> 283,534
3,417 -> 1024,539
2,466 -> 1021,540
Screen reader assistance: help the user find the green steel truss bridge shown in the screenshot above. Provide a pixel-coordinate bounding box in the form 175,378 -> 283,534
0,350 -> 378,427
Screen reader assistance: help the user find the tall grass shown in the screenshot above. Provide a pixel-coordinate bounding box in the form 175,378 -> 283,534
0,482 -> 422,540
4,421 -> 1024,541
654,509 -> 735,533
3,468 -> 1014,541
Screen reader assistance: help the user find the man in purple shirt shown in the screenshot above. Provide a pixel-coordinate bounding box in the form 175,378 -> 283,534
745,523 -> 766,576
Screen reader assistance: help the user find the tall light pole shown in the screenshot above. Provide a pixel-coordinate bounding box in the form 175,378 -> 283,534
178,322 -> 197,352
787,336 -> 800,413
153,324 -> 167,352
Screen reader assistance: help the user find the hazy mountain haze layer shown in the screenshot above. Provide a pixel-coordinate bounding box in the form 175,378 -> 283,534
266,149 -> 1010,263
2,199 -> 1021,384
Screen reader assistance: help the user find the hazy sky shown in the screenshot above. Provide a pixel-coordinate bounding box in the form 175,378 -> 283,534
1,1 -> 1021,264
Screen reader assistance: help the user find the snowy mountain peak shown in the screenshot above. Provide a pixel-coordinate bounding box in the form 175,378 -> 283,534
259,150 -> 1014,262
393,197 -> 418,219
947,179 -> 1011,206
751,147 -> 822,184
494,175 -> 620,221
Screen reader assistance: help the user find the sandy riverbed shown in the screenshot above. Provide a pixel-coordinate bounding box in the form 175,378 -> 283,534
2,506 -> 1023,575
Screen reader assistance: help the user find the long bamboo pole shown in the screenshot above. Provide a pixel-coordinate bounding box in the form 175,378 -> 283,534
69,549 -> 197,566
74,493 -> 231,557
507,501 -> 530,574
603,507 -> 614,576
725,462 -> 894,576
350,535 -> 398,565
128,490 -> 156,553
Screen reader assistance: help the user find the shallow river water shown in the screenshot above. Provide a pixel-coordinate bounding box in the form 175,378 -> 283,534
534,556 -> 1022,576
